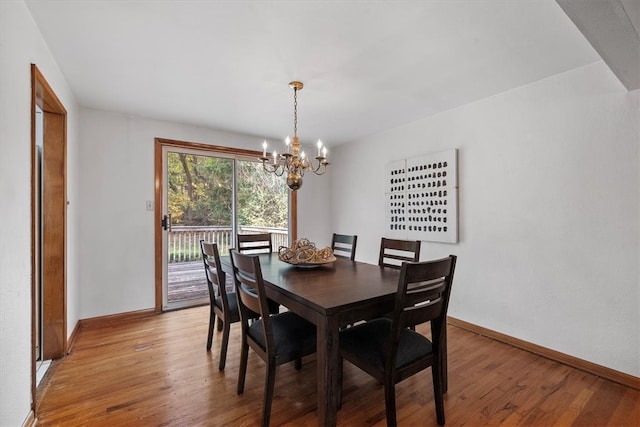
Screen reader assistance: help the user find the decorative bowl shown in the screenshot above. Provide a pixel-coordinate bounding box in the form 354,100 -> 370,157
277,238 -> 336,266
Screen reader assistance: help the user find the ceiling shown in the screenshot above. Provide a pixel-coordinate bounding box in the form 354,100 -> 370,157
25,1 -> 604,147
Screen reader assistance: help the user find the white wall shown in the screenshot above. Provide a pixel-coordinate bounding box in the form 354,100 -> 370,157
78,109 -> 331,319
330,61 -> 639,377
0,1 -> 81,425
295,171 -> 333,248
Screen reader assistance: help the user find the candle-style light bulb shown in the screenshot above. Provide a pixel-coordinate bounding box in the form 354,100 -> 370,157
273,151 -> 277,165
262,140 -> 267,157
317,140 -> 323,156
322,146 -> 327,158
285,137 -> 291,153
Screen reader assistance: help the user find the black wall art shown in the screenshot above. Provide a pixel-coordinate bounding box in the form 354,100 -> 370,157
385,149 -> 458,243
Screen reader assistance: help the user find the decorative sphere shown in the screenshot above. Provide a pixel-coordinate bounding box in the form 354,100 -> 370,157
286,173 -> 303,191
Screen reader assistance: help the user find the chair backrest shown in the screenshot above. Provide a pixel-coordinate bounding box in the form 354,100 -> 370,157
200,240 -> 230,308
388,255 -> 457,367
331,233 -> 358,260
229,249 -> 274,351
378,238 -> 421,269
237,233 -> 273,254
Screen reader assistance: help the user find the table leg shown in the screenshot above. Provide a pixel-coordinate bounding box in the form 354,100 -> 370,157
317,315 -> 339,427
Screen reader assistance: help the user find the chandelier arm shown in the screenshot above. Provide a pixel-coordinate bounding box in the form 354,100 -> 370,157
307,159 -> 319,173
305,157 -> 324,174
292,165 -> 305,178
262,161 -> 278,173
262,161 -> 286,177
312,169 -> 327,176
310,162 -> 328,176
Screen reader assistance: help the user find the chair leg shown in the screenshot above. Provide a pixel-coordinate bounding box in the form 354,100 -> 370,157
216,315 -> 224,332
206,309 -> 215,351
432,363 -> 445,426
384,381 -> 398,427
237,338 -> 249,395
218,318 -> 231,371
337,357 -> 343,410
262,360 -> 277,427
442,326 -> 448,393
294,357 -> 302,370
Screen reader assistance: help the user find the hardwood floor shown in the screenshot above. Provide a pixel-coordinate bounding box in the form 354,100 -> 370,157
36,306 -> 639,426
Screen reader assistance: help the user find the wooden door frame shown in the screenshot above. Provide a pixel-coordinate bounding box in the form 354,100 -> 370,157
31,64 -> 67,412
153,137 -> 298,312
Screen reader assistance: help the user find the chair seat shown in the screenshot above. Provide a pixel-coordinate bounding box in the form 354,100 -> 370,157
248,311 -> 317,358
214,292 -> 240,322
340,318 -> 433,372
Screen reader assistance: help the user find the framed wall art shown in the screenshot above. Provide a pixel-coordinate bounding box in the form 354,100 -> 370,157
385,148 -> 458,244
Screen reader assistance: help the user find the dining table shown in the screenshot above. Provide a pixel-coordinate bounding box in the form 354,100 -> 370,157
219,252 -> 446,427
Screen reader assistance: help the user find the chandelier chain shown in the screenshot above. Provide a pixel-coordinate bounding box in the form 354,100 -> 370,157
293,87 -> 298,137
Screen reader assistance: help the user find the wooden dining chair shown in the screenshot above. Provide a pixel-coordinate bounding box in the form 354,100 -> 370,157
200,240 -> 240,371
230,249 -> 317,427
237,232 -> 273,254
331,233 -> 358,260
339,255 -> 457,426
378,237 -> 421,269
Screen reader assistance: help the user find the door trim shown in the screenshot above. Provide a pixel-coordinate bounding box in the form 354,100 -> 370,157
153,138 -> 298,312
31,64 -> 67,413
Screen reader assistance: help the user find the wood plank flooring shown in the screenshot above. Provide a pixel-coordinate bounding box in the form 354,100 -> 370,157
36,306 -> 640,426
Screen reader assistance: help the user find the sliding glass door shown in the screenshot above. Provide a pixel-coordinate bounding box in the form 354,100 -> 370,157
161,145 -> 288,310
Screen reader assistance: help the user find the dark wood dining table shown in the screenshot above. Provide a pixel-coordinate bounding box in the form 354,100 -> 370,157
220,252 -> 402,426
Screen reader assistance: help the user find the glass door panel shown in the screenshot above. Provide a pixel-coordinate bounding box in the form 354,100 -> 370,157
163,149 -> 234,310
236,160 -> 289,251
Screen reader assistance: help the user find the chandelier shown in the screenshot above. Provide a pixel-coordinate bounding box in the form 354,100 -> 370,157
259,81 -> 329,191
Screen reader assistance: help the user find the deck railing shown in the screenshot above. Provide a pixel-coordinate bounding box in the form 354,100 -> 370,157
168,226 -> 288,262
